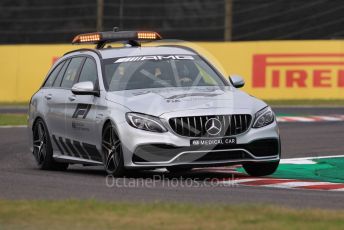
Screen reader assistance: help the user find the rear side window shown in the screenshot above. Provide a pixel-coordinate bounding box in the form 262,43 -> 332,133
53,60 -> 70,87
78,58 -> 98,85
61,57 -> 84,88
44,61 -> 64,87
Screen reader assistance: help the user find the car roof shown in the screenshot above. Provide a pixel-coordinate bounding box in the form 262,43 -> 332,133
71,46 -> 198,59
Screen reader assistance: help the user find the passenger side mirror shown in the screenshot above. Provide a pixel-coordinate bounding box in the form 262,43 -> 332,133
71,81 -> 99,96
229,75 -> 245,88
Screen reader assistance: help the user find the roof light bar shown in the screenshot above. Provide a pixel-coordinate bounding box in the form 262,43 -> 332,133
72,30 -> 162,48
137,32 -> 158,40
72,33 -> 101,43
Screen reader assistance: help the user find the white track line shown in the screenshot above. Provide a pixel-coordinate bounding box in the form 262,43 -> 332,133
313,116 -> 342,121
280,159 -> 316,164
277,115 -> 344,122
281,154 -> 344,162
261,181 -> 330,188
283,117 -> 315,122
233,178 -> 269,183
220,178 -> 265,184
0,125 -> 27,128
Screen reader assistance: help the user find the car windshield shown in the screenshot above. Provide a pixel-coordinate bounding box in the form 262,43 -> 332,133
103,55 -> 227,91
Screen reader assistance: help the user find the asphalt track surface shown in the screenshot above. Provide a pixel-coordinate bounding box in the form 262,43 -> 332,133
0,108 -> 344,209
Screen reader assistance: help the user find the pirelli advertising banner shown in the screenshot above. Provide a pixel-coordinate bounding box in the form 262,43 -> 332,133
1,41 -> 344,102
197,41 -> 344,100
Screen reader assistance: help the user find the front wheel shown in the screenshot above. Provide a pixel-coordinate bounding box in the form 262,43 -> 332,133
243,161 -> 279,177
102,122 -> 126,176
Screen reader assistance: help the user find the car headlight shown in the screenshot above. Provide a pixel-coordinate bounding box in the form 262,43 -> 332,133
253,107 -> 275,128
126,113 -> 167,133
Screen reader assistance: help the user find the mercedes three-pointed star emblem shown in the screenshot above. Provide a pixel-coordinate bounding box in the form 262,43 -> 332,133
205,118 -> 222,135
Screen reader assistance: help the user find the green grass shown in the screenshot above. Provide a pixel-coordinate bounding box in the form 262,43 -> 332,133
266,99 -> 344,106
0,200 -> 343,230
0,114 -> 27,126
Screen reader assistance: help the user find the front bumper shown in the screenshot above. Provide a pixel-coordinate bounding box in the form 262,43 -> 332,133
117,119 -> 280,168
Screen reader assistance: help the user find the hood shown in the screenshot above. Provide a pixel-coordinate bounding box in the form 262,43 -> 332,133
106,86 -> 266,117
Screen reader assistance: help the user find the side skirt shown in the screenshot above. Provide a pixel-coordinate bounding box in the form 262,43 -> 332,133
53,155 -> 103,166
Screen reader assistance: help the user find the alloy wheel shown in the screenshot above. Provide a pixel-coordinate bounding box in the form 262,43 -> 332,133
102,123 -> 123,174
33,121 -> 47,166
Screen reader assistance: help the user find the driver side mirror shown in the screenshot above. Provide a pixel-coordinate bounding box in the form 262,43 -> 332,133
229,75 -> 245,88
71,81 -> 99,96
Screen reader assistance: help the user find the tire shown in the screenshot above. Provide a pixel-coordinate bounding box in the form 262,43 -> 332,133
166,166 -> 193,174
102,122 -> 126,176
243,161 -> 279,177
32,118 -> 68,171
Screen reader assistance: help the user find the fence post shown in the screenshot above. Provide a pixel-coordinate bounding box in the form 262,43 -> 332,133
224,0 -> 233,41
96,0 -> 104,31
119,0 -> 124,29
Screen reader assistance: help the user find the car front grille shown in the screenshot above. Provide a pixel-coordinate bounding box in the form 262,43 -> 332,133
168,115 -> 252,137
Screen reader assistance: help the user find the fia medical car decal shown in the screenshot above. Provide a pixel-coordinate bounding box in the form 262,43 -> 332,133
72,104 -> 92,119
114,55 -> 195,63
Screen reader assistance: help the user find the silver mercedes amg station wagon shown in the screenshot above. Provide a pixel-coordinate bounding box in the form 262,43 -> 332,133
28,30 -> 281,176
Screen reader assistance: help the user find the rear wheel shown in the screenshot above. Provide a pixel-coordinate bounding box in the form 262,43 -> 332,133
102,122 -> 125,176
243,161 -> 279,177
32,119 -> 68,170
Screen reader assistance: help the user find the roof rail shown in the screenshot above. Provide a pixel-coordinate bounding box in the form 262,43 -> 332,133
63,48 -> 102,58
157,44 -> 198,54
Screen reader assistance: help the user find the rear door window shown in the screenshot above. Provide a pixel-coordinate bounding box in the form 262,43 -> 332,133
60,57 -> 85,89
44,61 -> 64,87
53,59 -> 70,87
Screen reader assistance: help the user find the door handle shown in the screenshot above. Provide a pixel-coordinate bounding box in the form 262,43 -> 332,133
68,95 -> 76,101
45,94 -> 52,100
